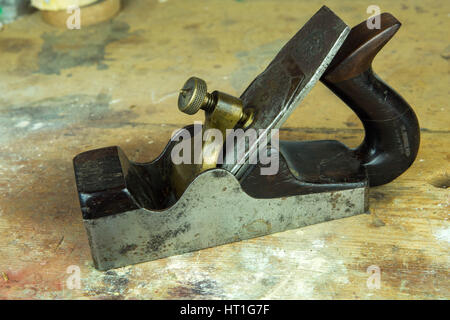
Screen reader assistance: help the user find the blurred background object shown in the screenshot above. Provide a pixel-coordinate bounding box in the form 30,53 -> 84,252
31,0 -> 99,11
0,0 -> 33,24
31,0 -> 121,27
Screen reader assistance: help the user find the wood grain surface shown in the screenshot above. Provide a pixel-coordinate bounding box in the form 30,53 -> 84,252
0,0 -> 448,299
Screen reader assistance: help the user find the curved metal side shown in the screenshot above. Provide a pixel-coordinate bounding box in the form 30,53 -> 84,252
83,169 -> 367,270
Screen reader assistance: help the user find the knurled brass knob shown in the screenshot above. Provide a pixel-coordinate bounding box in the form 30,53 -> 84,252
178,77 -> 215,115
177,76 -> 253,129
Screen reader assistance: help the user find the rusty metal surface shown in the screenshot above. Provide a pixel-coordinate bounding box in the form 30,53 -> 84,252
222,6 -> 350,178
84,168 -> 367,270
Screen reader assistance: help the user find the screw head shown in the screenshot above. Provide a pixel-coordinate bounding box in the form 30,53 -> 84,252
178,77 -> 208,115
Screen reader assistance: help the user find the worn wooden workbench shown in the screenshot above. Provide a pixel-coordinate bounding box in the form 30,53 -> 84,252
0,0 -> 448,299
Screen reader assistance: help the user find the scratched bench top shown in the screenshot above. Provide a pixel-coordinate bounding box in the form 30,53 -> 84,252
0,0 -> 448,299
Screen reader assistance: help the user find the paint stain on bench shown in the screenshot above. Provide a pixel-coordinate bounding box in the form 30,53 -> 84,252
37,21 -> 134,75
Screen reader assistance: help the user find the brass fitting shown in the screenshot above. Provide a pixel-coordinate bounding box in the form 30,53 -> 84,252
178,77 -> 215,114
178,77 -> 253,129
172,77 -> 254,197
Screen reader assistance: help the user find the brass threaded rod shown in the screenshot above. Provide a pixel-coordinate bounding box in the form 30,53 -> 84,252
201,92 -> 216,113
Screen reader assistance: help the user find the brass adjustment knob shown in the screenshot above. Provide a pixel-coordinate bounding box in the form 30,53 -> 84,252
173,76 -> 255,196
178,76 -> 254,129
178,77 -> 216,115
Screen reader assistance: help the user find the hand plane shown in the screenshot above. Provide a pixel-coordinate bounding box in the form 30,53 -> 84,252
73,6 -> 420,270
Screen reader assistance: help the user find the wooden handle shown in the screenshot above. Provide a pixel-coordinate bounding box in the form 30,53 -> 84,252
323,13 -> 420,186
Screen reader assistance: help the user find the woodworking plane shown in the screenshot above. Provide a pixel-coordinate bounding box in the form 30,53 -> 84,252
73,6 -> 420,270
